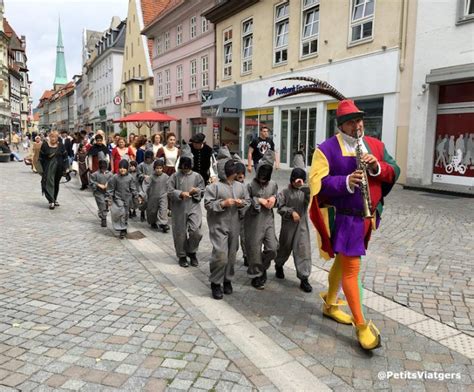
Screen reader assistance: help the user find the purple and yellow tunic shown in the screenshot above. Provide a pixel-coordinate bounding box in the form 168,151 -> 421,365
309,133 -> 400,259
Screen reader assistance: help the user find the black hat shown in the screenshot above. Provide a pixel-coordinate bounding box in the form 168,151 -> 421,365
118,159 -> 129,169
179,157 -> 193,170
290,168 -> 306,183
145,150 -> 154,160
190,133 -> 205,143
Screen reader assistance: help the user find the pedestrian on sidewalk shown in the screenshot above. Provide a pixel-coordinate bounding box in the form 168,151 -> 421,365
90,159 -> 113,227
30,136 -> 42,172
244,149 -> 278,290
137,150 -> 155,222
156,132 -> 180,176
143,159 -> 169,232
167,145 -> 205,268
87,134 -> 110,173
204,147 -> 250,300
39,130 -> 68,210
107,159 -> 141,239
309,98 -> 400,350
76,144 -> 89,190
274,168 -> 312,293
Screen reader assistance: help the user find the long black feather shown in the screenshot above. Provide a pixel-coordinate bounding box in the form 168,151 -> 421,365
270,76 -> 346,102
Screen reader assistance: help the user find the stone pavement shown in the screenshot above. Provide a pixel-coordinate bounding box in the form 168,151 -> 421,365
0,161 -> 473,391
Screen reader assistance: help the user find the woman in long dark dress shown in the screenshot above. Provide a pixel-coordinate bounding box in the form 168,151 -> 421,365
39,130 -> 68,209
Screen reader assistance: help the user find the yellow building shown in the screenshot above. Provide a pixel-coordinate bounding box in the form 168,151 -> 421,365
121,0 -> 155,137
204,0 -> 412,171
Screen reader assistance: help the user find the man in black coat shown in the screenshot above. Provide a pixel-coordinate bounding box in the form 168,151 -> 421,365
190,133 -> 214,184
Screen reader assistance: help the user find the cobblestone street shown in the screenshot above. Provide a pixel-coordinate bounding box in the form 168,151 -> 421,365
0,162 -> 473,391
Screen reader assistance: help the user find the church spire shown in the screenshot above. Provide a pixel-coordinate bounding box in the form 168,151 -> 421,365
54,17 -> 68,88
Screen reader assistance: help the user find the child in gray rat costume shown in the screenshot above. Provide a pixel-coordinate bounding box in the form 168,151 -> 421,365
167,144 -> 205,268
143,158 -> 169,232
274,168 -> 312,293
90,159 -> 113,227
204,147 -> 250,300
244,149 -> 278,290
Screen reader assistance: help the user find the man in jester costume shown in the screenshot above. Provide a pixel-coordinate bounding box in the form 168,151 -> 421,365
273,77 -> 400,350
310,99 -> 400,350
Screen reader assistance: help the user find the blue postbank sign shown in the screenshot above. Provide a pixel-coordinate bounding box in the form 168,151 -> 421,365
268,84 -> 316,97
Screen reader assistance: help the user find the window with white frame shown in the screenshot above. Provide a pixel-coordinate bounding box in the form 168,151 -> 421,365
223,28 -> 232,79
157,35 -> 162,56
157,72 -> 163,97
190,16 -> 197,39
165,69 -> 171,96
164,31 -> 170,51
177,65 -> 183,94
138,84 -> 144,100
242,19 -> 253,73
190,59 -> 197,90
177,25 -> 183,45
202,17 -> 209,33
350,0 -> 375,43
274,2 -> 289,65
201,56 -> 209,88
301,0 -> 319,57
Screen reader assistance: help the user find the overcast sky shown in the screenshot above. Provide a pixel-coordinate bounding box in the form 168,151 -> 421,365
4,0 -> 128,107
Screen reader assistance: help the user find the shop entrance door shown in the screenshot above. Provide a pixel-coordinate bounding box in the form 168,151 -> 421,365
287,107 -> 316,167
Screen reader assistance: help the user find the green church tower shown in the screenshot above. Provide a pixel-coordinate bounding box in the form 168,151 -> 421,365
54,18 -> 68,89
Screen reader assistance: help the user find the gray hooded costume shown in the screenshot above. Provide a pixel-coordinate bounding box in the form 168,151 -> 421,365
142,161 -> 169,226
167,144 -> 206,258
275,170 -> 312,280
244,150 -> 278,277
107,169 -> 139,231
204,147 -> 250,284
90,169 -> 113,219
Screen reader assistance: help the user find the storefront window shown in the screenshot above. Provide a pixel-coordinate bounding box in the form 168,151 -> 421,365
244,109 -> 274,158
191,118 -> 207,135
326,98 -> 384,139
433,82 -> 474,186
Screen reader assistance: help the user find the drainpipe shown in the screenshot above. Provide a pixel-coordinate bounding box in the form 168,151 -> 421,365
399,0 -> 409,72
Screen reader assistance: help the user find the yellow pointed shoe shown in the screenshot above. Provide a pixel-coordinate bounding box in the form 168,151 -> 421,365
319,292 -> 352,325
354,320 -> 381,350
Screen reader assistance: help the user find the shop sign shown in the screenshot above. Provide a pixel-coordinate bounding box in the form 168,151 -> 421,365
99,109 -> 107,119
223,107 -> 238,114
113,96 -> 122,105
267,83 -> 318,98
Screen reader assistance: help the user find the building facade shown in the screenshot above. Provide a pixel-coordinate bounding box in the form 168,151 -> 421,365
407,0 -> 474,191
88,18 -> 126,134
81,29 -> 103,132
0,0 -> 10,138
120,0 -> 155,137
143,0 -> 216,142
204,0 -> 410,163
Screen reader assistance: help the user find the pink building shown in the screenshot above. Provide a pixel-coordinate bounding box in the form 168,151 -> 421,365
143,0 -> 216,143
